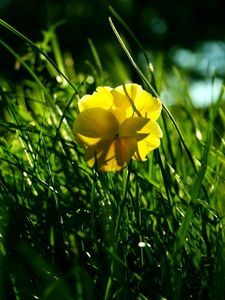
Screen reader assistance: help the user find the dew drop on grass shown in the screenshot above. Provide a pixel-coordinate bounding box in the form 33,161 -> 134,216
138,241 -> 151,248
56,75 -> 62,83
196,129 -> 202,140
86,75 -> 94,84
86,251 -> 91,258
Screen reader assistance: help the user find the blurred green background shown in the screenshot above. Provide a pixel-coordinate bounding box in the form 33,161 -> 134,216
1,0 -> 225,65
0,0 -> 225,106
1,0 -> 225,50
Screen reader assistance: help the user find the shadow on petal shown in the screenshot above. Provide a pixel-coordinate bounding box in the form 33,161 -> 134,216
74,107 -> 118,145
85,140 -> 120,171
85,137 -> 137,172
115,137 -> 137,166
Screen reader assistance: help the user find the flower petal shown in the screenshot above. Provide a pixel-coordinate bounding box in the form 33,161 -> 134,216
78,87 -> 113,112
73,107 -> 118,146
127,90 -> 162,121
75,134 -> 101,147
133,137 -> 161,160
84,140 -> 111,169
133,121 -> 163,160
111,83 -> 142,112
119,117 -> 150,137
115,137 -> 137,168
85,137 -> 137,172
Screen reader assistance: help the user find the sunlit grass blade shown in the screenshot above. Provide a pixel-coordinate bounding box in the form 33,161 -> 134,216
0,39 -> 56,112
109,6 -> 158,91
88,38 -> 103,75
108,16 -> 209,198
109,17 -> 158,97
50,76 -> 87,154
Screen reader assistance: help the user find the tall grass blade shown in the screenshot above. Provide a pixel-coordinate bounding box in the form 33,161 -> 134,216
108,16 -> 209,198
0,18 -> 76,92
109,6 -> 158,91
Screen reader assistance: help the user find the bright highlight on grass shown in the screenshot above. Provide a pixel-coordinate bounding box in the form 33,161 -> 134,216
73,83 -> 162,171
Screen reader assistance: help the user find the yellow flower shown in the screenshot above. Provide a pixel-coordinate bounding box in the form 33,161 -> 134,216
73,83 -> 163,172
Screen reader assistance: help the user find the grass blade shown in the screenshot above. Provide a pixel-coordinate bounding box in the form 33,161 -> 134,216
0,18 -> 76,92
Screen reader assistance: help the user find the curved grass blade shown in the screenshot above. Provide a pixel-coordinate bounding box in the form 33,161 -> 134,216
109,17 -> 158,98
108,17 -> 209,200
109,6 -> 158,92
0,18 -> 77,92
88,38 -> 103,75
0,38 -> 62,138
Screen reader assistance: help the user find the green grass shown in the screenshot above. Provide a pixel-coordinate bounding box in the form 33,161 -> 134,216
0,13 -> 225,300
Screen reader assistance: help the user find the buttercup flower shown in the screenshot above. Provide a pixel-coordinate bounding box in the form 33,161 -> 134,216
73,83 -> 162,172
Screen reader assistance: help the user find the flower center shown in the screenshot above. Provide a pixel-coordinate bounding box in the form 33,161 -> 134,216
114,132 -> 119,139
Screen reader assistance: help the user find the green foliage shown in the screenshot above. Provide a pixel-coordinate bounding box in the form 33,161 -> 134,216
0,14 -> 225,300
